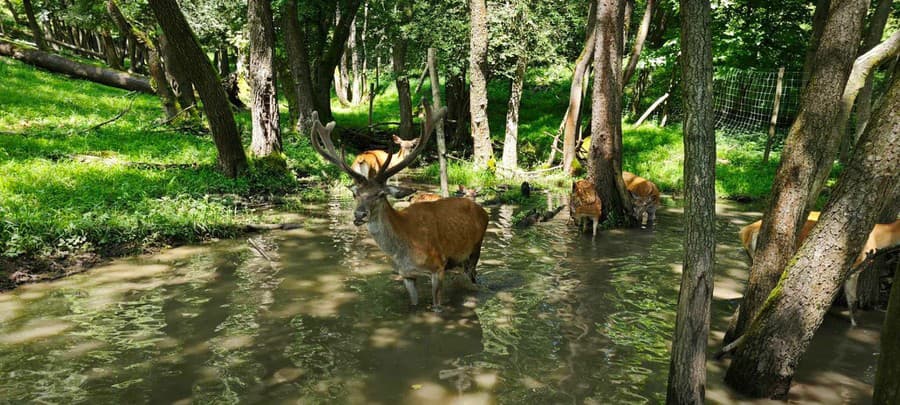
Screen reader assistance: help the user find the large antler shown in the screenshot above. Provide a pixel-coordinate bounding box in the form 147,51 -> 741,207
374,99 -> 448,183
309,111 -> 369,184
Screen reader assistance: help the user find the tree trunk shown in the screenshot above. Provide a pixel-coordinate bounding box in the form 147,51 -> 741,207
666,0 -> 714,402
4,0 -> 22,27
563,1 -> 597,174
148,0 -> 248,178
445,71 -> 469,149
724,0 -> 868,345
622,0 -> 654,89
0,39 -> 153,93
248,0 -> 282,160
282,0 -> 316,134
218,42 -> 230,75
392,32 -> 413,139
351,11 -> 364,105
801,0 -> 830,86
336,25 -> 351,107
724,65 -> 900,398
100,30 -> 122,70
469,0 -> 493,167
278,57 -> 300,128
874,248 -> 900,404
501,56 -> 527,173
158,33 -> 196,111
21,0 -> 47,51
311,0 -> 362,124
427,48 -> 450,197
588,0 -> 632,225
842,0 -> 892,163
807,30 -> 900,210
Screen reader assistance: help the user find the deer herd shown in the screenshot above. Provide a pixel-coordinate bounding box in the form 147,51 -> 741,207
310,102 -> 898,317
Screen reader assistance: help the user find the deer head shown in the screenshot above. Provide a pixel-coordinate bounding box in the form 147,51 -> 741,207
311,100 -> 447,226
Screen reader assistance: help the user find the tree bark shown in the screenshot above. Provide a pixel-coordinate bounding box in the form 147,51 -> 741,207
148,0 -> 247,178
874,236 -> 900,404
501,56 -> 527,173
588,0 -> 632,225
158,33 -> 196,111
724,64 -> 900,398
217,42 -> 230,76
808,30 -> 900,210
21,0 -> 46,51
445,71 -> 469,148
427,48 -> 450,197
469,0 -> 493,167
0,39 -> 153,93
666,1 -> 714,403
724,0 -> 868,345
801,0 -> 830,85
563,1 -> 597,174
311,0 -> 362,124
282,0 -> 316,134
842,0 -> 892,162
100,30 -> 122,70
247,0 -> 282,159
622,0 -> 654,89
391,0 -> 413,140
4,0 -> 22,27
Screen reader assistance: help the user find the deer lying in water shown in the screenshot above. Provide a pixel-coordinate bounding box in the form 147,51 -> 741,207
310,103 -> 489,311
350,135 -> 420,179
569,179 -> 602,237
740,216 -> 900,325
409,185 -> 478,204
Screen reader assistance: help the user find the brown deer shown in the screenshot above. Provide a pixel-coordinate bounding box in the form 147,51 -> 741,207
569,179 -> 602,237
409,185 -> 478,204
350,135 -> 420,179
310,102 -> 489,311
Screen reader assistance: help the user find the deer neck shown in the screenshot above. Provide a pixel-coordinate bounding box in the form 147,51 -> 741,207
366,197 -> 410,258
389,149 -> 409,167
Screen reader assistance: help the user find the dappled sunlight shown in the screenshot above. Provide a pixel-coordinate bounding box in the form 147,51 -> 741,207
0,318 -> 73,344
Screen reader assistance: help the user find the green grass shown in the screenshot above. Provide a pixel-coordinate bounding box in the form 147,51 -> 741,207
0,57 -> 330,275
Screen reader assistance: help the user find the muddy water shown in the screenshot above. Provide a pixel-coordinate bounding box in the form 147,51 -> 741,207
0,192 -> 883,404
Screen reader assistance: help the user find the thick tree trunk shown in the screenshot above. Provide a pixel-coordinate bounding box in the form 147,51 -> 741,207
248,0 -> 282,159
801,0 -> 830,85
842,0 -> 892,163
148,0 -> 248,178
278,57 -> 300,128
0,39 -> 153,93
312,0 -> 362,124
21,0 -> 46,51
158,33 -> 196,111
445,71 -> 469,148
874,254 -> 900,404
282,0 -> 316,134
563,1 -> 597,174
724,66 -> 900,398
622,0 -> 654,89
501,56 -> 527,173
427,48 -> 450,197
724,0 -> 868,344
100,30 -> 122,70
666,0 -> 714,402
808,30 -> 900,210
588,0 -> 632,225
469,0 -> 493,167
392,32 -> 413,139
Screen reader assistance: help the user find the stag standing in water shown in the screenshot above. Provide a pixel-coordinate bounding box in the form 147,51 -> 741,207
310,101 -> 489,311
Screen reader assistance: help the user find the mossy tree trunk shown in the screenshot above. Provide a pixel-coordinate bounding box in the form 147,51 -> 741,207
248,0 -> 282,160
724,63 -> 900,399
148,0 -> 248,178
724,0 -> 868,345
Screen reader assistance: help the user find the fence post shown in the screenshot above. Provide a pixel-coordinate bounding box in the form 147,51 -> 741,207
763,67 -> 785,164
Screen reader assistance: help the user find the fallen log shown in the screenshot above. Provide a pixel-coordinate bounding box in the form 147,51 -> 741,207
0,38 -> 153,94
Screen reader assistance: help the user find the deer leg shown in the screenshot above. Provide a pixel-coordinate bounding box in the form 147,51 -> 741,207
647,205 -> 657,227
844,272 -> 860,326
431,270 -> 445,312
592,217 -> 598,238
403,277 -> 418,306
465,241 -> 483,285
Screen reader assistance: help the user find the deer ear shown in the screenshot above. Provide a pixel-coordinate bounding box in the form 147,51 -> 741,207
347,184 -> 359,195
393,135 -> 402,144
385,185 -> 416,199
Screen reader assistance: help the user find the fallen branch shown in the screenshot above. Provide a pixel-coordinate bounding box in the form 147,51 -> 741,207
80,92 -> 137,133
157,104 -> 196,125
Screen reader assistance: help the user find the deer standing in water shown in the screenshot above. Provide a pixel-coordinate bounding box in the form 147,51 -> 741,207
310,102 -> 489,311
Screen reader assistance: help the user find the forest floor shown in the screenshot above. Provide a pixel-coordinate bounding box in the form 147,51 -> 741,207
0,57 -> 830,289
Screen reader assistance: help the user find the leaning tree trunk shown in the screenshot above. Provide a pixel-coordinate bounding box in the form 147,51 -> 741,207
391,29 -> 413,139
666,0 -> 714,403
501,55 -> 527,173
874,257 -> 900,404
148,0 -> 247,178
158,33 -> 196,111
21,0 -> 46,50
842,0 -> 892,163
248,0 -> 282,160
0,39 -> 153,93
801,0 -> 830,85
100,30 -> 122,70
562,1 -> 597,174
621,0 -> 654,89
724,0 -> 868,345
4,0 -> 22,27
427,47 -> 450,197
282,0 -> 316,134
469,0 -> 493,167
724,65 -> 900,399
311,0 -> 362,124
588,0 -> 632,225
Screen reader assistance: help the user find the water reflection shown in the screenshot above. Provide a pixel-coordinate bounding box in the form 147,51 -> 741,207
0,192 -> 882,403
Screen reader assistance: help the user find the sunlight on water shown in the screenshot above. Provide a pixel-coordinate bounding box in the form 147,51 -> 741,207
0,194 -> 882,403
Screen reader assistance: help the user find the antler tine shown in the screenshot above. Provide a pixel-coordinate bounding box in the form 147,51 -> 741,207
309,111 -> 368,183
375,99 -> 447,183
